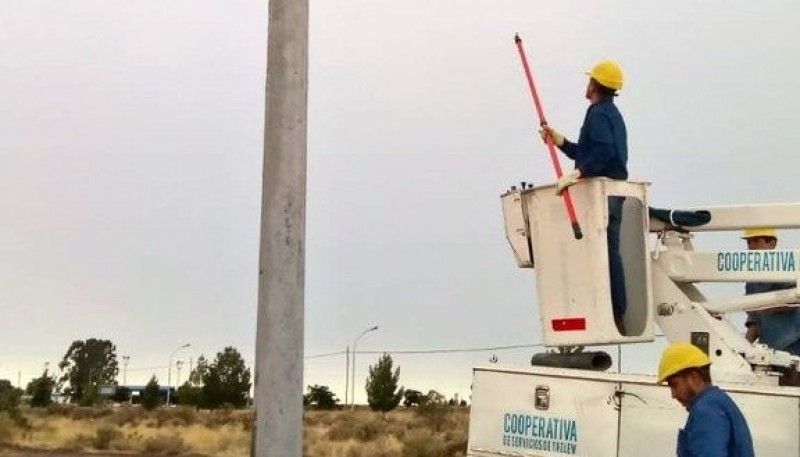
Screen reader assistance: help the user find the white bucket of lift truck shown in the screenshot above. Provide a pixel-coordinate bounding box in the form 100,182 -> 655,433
502,178 -> 654,346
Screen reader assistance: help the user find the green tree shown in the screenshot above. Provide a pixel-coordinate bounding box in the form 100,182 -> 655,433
141,376 -> 162,410
201,347 -> 251,408
79,382 -> 101,407
176,381 -> 199,406
365,353 -> 404,412
26,370 -> 56,407
58,338 -> 118,404
303,384 -> 339,410
0,380 -> 22,417
189,355 -> 209,385
403,389 -> 423,407
176,355 -> 207,406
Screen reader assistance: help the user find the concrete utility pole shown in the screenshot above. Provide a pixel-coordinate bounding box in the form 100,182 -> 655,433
253,0 -> 308,455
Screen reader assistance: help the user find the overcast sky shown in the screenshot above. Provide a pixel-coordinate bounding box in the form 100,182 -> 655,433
2,1 -> 800,402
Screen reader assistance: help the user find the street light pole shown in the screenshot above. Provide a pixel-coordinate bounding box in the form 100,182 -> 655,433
166,343 -> 190,406
176,360 -> 184,387
122,355 -> 131,405
344,346 -> 350,406
122,356 -> 130,386
350,325 -> 378,408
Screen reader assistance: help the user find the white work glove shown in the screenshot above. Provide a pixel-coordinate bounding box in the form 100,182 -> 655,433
538,126 -> 566,147
556,170 -> 582,195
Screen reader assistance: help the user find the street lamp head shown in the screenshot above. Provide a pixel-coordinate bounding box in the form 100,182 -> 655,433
353,325 -> 380,345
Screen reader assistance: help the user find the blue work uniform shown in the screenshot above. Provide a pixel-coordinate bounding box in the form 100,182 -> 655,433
559,98 -> 628,180
745,281 -> 800,354
558,98 -> 628,320
677,385 -> 755,457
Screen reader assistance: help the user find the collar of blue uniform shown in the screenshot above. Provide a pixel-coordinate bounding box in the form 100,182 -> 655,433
685,384 -> 716,411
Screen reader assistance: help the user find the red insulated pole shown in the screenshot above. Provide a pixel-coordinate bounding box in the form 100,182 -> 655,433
514,34 -> 583,240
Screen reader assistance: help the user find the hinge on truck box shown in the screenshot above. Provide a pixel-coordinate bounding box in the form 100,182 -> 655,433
690,331 -> 710,355
534,385 -> 550,410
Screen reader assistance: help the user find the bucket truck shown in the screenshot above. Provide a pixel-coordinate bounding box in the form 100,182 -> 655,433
466,179 -> 800,456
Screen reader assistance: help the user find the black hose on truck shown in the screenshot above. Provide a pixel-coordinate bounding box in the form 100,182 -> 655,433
531,351 -> 613,371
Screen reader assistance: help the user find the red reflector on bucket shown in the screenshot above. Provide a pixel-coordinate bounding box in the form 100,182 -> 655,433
552,317 -> 586,331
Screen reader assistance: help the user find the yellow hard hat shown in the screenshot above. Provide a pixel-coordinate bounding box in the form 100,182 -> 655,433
742,228 -> 778,239
586,60 -> 624,90
657,343 -> 710,384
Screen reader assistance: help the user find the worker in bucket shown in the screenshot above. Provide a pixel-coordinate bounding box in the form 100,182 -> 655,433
658,342 -> 755,457
539,60 -> 628,334
743,228 -> 800,384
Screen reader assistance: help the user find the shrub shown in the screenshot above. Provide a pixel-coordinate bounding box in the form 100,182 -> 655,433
415,400 -> 451,432
326,414 -> 359,441
108,406 -> 141,426
365,354 -> 404,413
0,380 -> 22,418
142,434 -> 186,455
200,347 -> 251,409
304,410 -> 326,427
170,406 -> 199,426
238,410 -> 254,431
326,413 -> 390,443
304,384 -> 340,410
48,405 -> 113,421
0,413 -> 16,444
401,429 -> 447,457
176,382 -> 201,407
45,403 -> 70,416
92,425 -> 123,450
26,371 -> 56,408
126,429 -> 144,447
361,435 -> 403,457
352,418 -> 386,442
200,407 -> 233,429
64,432 -> 93,451
78,382 -> 101,407
142,376 -> 162,411
442,428 -> 468,456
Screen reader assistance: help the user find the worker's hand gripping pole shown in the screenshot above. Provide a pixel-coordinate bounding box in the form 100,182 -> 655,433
514,34 -> 583,240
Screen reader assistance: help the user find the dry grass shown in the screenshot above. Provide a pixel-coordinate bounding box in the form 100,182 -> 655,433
4,406 -> 468,457
304,409 -> 468,457
14,406 -> 250,456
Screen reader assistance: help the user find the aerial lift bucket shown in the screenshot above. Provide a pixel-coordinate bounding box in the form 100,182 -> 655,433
502,179 -> 654,346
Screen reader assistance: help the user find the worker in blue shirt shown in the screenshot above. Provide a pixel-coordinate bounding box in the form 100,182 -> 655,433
540,60 -> 629,334
658,343 -> 755,457
742,228 -> 800,385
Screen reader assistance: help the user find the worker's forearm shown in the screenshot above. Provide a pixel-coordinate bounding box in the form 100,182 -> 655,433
559,140 -> 577,159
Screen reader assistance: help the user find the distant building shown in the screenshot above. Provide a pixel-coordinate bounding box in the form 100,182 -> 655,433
100,385 -> 176,404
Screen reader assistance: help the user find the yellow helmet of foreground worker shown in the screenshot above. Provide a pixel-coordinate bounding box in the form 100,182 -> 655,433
742,227 -> 778,239
586,60 -> 624,90
657,343 -> 711,384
